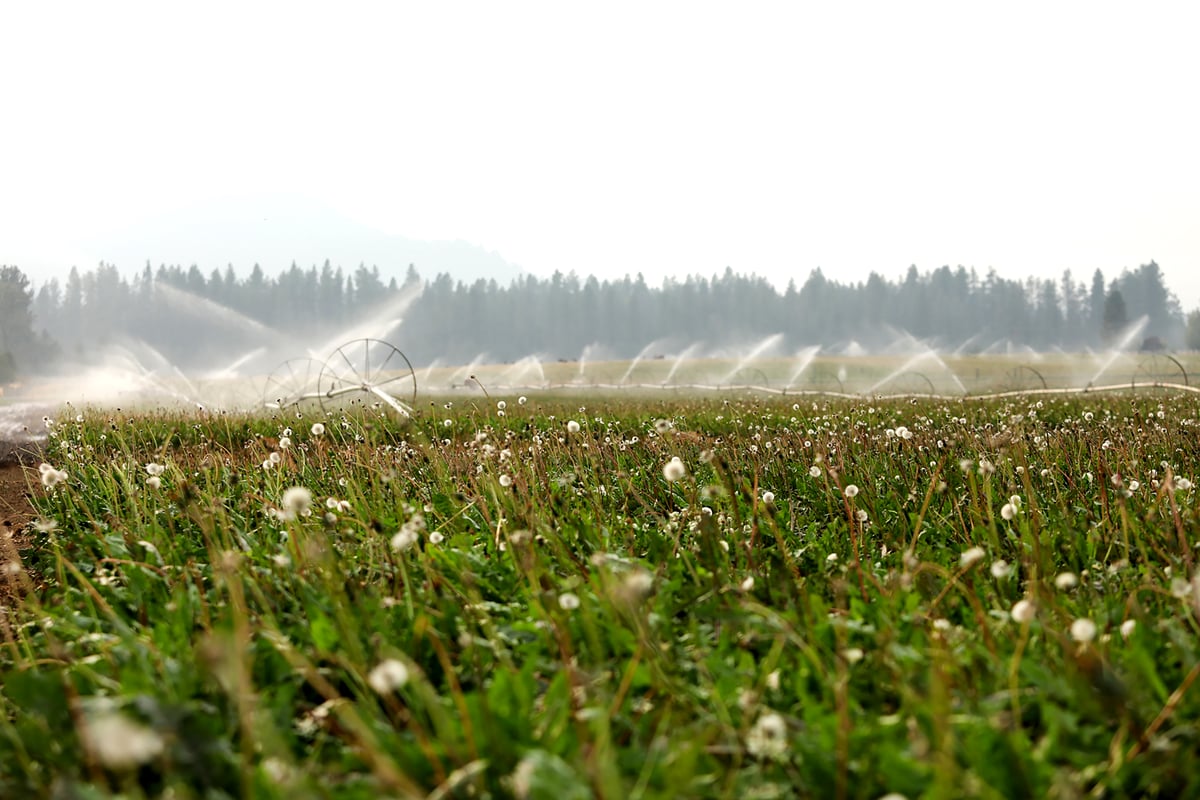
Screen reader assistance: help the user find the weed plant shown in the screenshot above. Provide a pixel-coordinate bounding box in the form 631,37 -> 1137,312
3,393 -> 1200,798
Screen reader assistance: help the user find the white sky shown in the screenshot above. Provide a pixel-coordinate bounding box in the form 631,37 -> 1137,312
2,2 -> 1198,305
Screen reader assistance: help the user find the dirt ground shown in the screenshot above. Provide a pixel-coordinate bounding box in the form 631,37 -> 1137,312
0,399 -> 52,601
0,456 -> 39,607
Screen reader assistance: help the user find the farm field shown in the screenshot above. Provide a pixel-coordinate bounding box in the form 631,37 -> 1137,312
3,388 -> 1200,798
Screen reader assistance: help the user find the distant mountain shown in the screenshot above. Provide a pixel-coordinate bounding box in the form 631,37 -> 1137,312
78,195 -> 525,286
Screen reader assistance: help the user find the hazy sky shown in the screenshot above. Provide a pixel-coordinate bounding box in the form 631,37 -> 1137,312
3,2 -> 1198,305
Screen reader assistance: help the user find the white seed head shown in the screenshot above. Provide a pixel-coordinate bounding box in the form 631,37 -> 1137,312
745,711 -> 788,760
82,710 -> 164,771
1054,572 -> 1078,590
663,456 -> 687,482
280,486 -> 313,521
1070,618 -> 1097,643
367,658 -> 410,693
959,547 -> 986,569
1011,599 -> 1036,624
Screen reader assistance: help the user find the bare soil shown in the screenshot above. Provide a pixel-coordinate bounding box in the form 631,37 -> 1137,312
0,419 -> 43,606
0,452 -> 41,608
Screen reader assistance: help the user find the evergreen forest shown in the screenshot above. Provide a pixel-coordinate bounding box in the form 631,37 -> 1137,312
1,259 -> 1195,376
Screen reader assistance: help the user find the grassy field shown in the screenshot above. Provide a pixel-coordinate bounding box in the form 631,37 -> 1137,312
417,351 -> 1200,397
3,389 -> 1200,798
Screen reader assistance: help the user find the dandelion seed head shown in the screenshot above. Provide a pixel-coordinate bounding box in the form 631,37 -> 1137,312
809,465 -> 822,478
82,710 -> 164,771
310,422 -> 326,436
663,456 -> 687,482
391,528 -> 419,551
959,547 -> 986,568
843,484 -> 859,498
558,592 -> 581,610
1011,599 -> 1036,623
280,486 -> 313,521
367,658 -> 410,693
1070,617 -> 1097,643
566,420 -> 581,433
622,569 -> 654,598
745,711 -> 788,760
145,462 -> 165,477
1054,572 -> 1078,590
39,465 -> 68,489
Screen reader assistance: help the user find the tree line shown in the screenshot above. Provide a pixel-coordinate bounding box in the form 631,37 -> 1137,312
0,259 -> 1193,378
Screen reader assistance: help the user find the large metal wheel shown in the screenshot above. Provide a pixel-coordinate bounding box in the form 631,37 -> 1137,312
1003,365 -> 1048,393
318,338 -> 417,417
729,367 -> 770,388
1135,354 -> 1188,388
873,370 -> 937,397
263,357 -> 327,409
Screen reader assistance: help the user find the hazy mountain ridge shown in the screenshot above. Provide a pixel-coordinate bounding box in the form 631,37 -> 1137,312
77,196 -> 526,287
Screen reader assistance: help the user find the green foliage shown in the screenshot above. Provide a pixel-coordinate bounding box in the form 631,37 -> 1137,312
0,265 -> 47,374
0,350 -> 15,383
3,393 -> 1200,797
1104,283 -> 1130,343
1187,309 -> 1200,351
27,260 -> 1189,372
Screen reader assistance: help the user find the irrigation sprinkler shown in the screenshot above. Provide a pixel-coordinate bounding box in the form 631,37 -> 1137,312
874,370 -> 937,396
729,367 -> 769,389
1004,365 -> 1048,392
262,339 -> 418,417
263,357 -> 328,410
1135,354 -> 1189,388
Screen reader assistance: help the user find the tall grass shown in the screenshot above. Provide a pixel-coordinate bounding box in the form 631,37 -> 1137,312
3,392 -> 1200,798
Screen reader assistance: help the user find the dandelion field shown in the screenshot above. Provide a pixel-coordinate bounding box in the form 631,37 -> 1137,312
4,391 -> 1200,798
